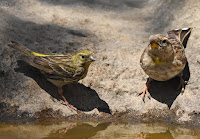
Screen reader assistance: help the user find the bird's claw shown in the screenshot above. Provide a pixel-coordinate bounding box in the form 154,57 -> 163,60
177,78 -> 188,94
60,100 -> 78,112
138,88 -> 151,103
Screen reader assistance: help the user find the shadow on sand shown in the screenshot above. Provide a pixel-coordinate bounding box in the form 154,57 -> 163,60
15,60 -> 111,114
39,0 -> 148,10
147,62 -> 190,108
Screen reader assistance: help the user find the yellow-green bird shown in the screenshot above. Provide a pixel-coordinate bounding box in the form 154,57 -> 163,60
8,41 -> 95,111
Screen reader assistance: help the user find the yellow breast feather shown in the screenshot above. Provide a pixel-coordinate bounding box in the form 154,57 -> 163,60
154,57 -> 166,64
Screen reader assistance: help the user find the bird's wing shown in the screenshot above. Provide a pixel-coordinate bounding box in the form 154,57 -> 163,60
36,55 -> 76,78
170,39 -> 187,65
21,56 -> 54,73
22,55 -> 75,79
47,55 -> 75,75
167,28 -> 192,48
49,62 -> 75,77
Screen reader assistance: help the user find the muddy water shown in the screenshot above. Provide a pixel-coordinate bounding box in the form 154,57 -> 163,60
0,122 -> 199,139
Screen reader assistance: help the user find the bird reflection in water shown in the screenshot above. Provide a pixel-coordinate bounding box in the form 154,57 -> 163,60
44,122 -> 111,139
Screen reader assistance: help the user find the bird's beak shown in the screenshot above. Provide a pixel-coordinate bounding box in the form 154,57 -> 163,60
89,55 -> 95,62
149,35 -> 159,49
150,40 -> 159,49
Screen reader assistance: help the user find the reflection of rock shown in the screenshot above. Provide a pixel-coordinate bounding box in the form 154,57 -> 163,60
170,126 -> 200,139
143,130 -> 173,139
0,122 -> 199,138
92,123 -> 200,138
44,122 -> 111,138
0,122 -> 77,139
0,0 -> 200,126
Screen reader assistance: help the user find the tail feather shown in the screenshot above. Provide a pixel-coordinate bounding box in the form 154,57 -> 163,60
8,41 -> 34,56
8,41 -> 54,74
181,28 -> 192,48
8,41 -> 55,57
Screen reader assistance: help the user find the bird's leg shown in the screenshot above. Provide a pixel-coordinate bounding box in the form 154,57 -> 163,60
58,88 -> 77,111
138,78 -> 152,102
177,76 -> 187,94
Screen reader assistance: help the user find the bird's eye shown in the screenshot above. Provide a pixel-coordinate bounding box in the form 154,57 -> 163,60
162,40 -> 167,43
81,55 -> 85,59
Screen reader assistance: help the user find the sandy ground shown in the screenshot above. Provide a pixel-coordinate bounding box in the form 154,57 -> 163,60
0,0 -> 200,126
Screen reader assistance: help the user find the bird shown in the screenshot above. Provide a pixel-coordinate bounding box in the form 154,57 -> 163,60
8,41 -> 95,111
139,28 -> 192,102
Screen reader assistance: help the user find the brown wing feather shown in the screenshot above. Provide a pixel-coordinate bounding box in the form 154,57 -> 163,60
22,55 -> 76,79
169,38 -> 187,65
167,28 -> 192,46
33,57 -> 51,69
33,56 -> 77,80
21,56 -> 54,73
48,62 -> 75,77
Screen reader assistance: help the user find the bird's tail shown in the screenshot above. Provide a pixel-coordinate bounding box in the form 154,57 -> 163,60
8,41 -> 53,73
8,41 -> 35,56
8,41 -> 53,57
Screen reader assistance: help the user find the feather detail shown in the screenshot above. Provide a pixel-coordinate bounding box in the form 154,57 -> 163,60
167,28 -> 192,47
20,56 -> 53,73
8,41 -> 33,56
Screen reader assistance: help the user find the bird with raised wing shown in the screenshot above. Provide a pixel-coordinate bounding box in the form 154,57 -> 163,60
139,28 -> 192,101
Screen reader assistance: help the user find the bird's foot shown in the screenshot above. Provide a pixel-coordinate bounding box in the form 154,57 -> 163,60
138,79 -> 152,102
138,88 -> 151,102
58,124 -> 77,134
177,78 -> 188,94
60,100 -> 78,112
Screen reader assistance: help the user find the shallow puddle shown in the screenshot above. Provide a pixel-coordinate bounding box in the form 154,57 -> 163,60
0,122 -> 199,139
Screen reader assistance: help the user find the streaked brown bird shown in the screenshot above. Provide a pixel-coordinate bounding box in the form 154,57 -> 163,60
139,28 -> 192,101
8,41 -> 95,111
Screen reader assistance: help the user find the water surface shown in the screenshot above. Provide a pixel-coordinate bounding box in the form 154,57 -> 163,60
0,122 -> 199,139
